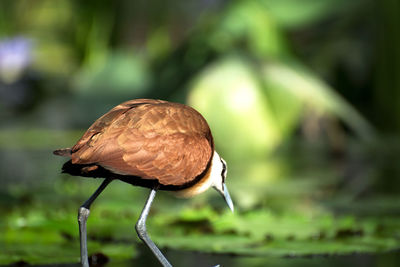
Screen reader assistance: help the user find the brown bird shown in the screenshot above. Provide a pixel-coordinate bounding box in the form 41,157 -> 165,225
53,99 -> 233,267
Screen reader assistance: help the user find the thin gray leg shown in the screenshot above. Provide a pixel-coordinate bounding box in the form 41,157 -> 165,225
135,189 -> 172,267
78,178 -> 112,267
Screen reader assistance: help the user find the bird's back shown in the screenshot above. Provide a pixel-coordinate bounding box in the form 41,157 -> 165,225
56,99 -> 214,188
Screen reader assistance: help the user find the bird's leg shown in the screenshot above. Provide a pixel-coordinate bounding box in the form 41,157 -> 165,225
78,178 -> 112,267
136,189 -> 172,267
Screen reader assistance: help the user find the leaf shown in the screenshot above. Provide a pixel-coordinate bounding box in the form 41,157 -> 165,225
262,60 -> 375,141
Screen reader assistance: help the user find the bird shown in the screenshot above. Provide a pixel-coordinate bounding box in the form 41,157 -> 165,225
53,99 -> 234,267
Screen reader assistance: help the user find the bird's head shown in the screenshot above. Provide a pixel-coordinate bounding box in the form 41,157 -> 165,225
211,152 -> 234,212
173,151 -> 234,212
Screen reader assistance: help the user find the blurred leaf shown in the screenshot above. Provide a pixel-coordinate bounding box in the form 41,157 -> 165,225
262,60 -> 375,141
147,27 -> 173,60
33,40 -> 77,76
155,209 -> 400,257
0,128 -> 82,150
208,1 -> 286,58
262,0 -> 362,28
18,0 -> 74,33
188,56 -> 284,161
74,51 -> 151,96
1,178 -> 400,264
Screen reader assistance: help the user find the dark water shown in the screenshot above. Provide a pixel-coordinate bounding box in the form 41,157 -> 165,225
7,247 -> 399,267
138,247 -> 400,267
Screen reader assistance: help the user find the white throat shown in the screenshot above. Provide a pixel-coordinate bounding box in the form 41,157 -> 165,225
174,150 -> 223,198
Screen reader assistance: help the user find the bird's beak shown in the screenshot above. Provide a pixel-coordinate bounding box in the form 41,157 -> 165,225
222,183 -> 234,212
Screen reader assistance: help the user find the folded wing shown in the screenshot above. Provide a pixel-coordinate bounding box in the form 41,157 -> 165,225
70,99 -> 213,186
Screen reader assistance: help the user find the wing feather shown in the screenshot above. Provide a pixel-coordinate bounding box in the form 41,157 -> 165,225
70,99 -> 213,186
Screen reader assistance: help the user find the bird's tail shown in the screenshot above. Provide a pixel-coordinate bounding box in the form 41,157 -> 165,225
53,148 -> 72,157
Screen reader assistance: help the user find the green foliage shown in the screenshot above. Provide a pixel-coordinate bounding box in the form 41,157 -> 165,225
262,0 -> 362,28
0,129 -> 82,150
189,56 -> 284,160
207,1 -> 286,58
74,51 -> 151,97
262,60 -> 375,141
1,184 -> 400,264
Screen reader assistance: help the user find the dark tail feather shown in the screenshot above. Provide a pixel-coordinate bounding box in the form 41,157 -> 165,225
60,160 -> 157,189
62,160 -> 105,178
53,148 -> 72,157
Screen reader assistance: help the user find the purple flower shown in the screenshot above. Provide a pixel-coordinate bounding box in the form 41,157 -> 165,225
0,37 -> 32,83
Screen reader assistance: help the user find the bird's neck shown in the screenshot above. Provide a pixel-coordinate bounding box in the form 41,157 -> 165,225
173,151 -> 221,198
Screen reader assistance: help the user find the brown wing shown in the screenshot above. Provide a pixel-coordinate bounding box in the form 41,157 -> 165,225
70,99 -> 213,186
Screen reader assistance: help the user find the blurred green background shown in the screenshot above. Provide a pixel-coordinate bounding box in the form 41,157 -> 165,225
1,0 -> 400,266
